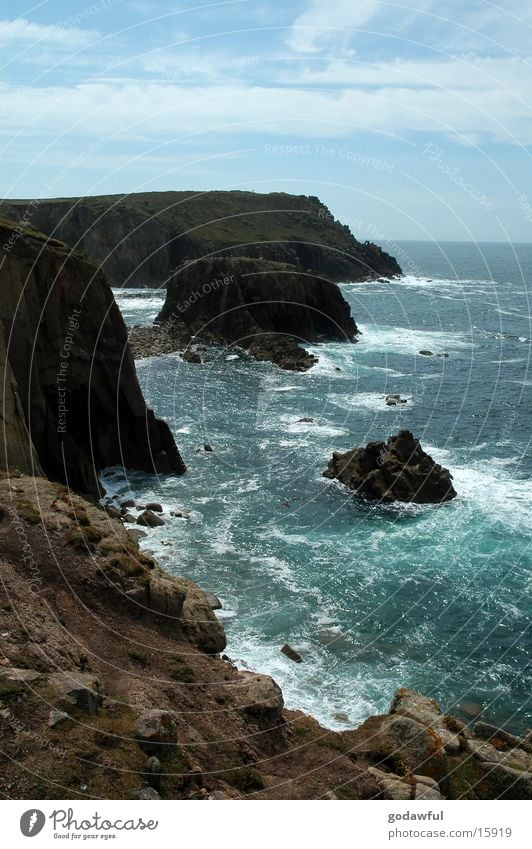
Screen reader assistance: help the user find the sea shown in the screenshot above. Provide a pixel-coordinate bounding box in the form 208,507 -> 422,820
103,241 -> 531,733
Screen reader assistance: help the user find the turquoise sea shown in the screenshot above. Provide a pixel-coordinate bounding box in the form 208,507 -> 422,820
105,241 -> 531,733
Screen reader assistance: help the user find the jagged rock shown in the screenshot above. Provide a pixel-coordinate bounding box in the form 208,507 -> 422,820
132,786 -> 162,799
204,592 -> 222,611
377,715 -> 448,780
48,672 -> 102,715
368,767 -> 412,800
281,644 -> 303,663
137,510 -> 165,528
0,217 -> 185,496
323,431 -> 457,504
145,502 -> 163,513
233,672 -> 284,717
0,667 -> 40,684
135,709 -> 177,753
390,688 -> 460,755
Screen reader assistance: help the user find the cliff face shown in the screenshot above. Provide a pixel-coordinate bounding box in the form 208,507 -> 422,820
0,217 -> 185,495
156,255 -> 357,369
0,191 -> 402,287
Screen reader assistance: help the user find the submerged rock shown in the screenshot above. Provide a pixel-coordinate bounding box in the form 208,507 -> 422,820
281,644 -> 303,663
137,509 -> 165,528
323,430 -> 457,504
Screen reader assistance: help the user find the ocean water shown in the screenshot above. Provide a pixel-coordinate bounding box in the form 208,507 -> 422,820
108,241 -> 531,733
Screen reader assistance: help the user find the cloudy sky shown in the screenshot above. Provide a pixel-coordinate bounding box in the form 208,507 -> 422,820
1,0 -> 531,240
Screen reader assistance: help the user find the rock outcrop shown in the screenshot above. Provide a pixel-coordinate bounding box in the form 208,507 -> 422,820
0,476 -> 527,799
0,191 -> 402,287
156,255 -> 357,370
324,430 -> 457,504
0,217 -> 185,495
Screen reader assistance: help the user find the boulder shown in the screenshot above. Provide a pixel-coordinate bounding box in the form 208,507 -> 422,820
233,672 -> 284,718
135,709 -> 177,753
126,572 -> 186,619
145,502 -> 163,512
414,784 -> 444,800
48,671 -> 102,715
132,787 -> 161,800
48,709 -> 71,728
182,349 -> 202,364
419,350 -> 433,356
367,767 -> 412,800
0,667 -> 41,684
323,431 -> 457,504
281,644 -> 303,663
137,510 -> 165,528
377,715 -> 448,780
204,592 -> 222,611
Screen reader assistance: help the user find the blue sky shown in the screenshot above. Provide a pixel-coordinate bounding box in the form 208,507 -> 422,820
1,0 -> 531,241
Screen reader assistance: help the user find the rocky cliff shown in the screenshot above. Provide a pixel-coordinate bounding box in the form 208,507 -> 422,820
155,255 -> 357,370
0,217 -> 185,496
0,191 -> 402,287
1,475 -> 529,800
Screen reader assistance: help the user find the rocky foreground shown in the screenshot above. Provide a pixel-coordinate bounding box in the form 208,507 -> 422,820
1,474 -> 530,800
151,255 -> 357,370
0,190 -> 402,287
324,430 -> 457,504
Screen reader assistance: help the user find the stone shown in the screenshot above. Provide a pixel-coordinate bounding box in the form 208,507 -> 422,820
183,349 -> 202,364
385,394 -> 407,406
368,768 -> 411,800
297,417 -> 314,423
208,791 -> 230,800
377,715 -> 447,780
48,672 -> 102,715
457,699 -> 484,719
412,774 -> 440,790
0,667 -> 41,684
126,573 -> 186,619
145,755 -> 162,790
127,528 -> 148,542
419,350 -> 433,356
48,709 -> 70,728
478,763 -> 532,800
281,643 -> 303,663
122,513 -> 136,523
135,709 -> 177,753
137,509 -> 165,528
466,739 -> 531,772
132,786 -> 161,800
414,784 -> 443,800
204,592 -> 222,611
389,689 -> 460,755
121,499 -> 136,509
473,721 -> 528,752
105,505 -> 121,519
145,502 -> 163,512
323,431 -> 457,504
234,672 -> 284,717
203,444 -> 214,453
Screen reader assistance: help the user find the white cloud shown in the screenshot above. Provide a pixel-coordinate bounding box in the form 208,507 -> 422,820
287,0 -> 378,53
0,18 -> 98,49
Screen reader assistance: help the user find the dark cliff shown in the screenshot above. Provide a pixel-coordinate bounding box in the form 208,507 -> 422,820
0,217 -> 185,496
0,191 -> 402,287
156,255 -> 357,370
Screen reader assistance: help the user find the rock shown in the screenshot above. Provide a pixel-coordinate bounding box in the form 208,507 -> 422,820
457,699 -> 484,720
127,528 -> 148,542
368,768 -> 411,800
323,431 -> 457,504
156,256 -> 359,372
390,689 -> 460,755
281,643 -> 303,663
132,786 -> 161,800
48,709 -> 71,728
377,715 -> 447,780
135,709 -> 177,753
170,508 -> 191,519
297,417 -> 314,423
385,394 -> 407,406
0,217 -> 185,496
127,572 -> 186,618
208,791 -> 230,800
419,350 -> 433,356
414,784 -> 443,800
0,667 -> 41,684
105,505 -> 122,519
233,672 -> 284,717
204,592 -> 222,611
121,499 -> 136,509
145,502 -> 163,512
48,672 -> 102,715
478,763 -> 532,800
183,349 -> 202,364
466,739 -> 531,772
137,509 -> 165,528
473,721 -> 529,752
122,513 -> 137,523
203,444 -> 214,453
145,755 -> 162,790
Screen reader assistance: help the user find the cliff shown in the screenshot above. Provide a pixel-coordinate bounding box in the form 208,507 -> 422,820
0,191 -> 402,287
154,255 -> 357,370
1,475 -> 529,800
0,217 -> 185,496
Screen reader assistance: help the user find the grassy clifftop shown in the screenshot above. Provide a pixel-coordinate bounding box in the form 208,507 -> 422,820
1,191 -> 402,287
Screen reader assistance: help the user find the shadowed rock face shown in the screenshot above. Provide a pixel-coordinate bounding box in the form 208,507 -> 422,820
324,430 -> 457,503
157,255 -> 358,370
0,217 -> 185,495
0,191 -> 402,287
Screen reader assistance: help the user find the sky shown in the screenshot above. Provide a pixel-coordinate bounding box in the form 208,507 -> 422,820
0,0 -> 531,241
